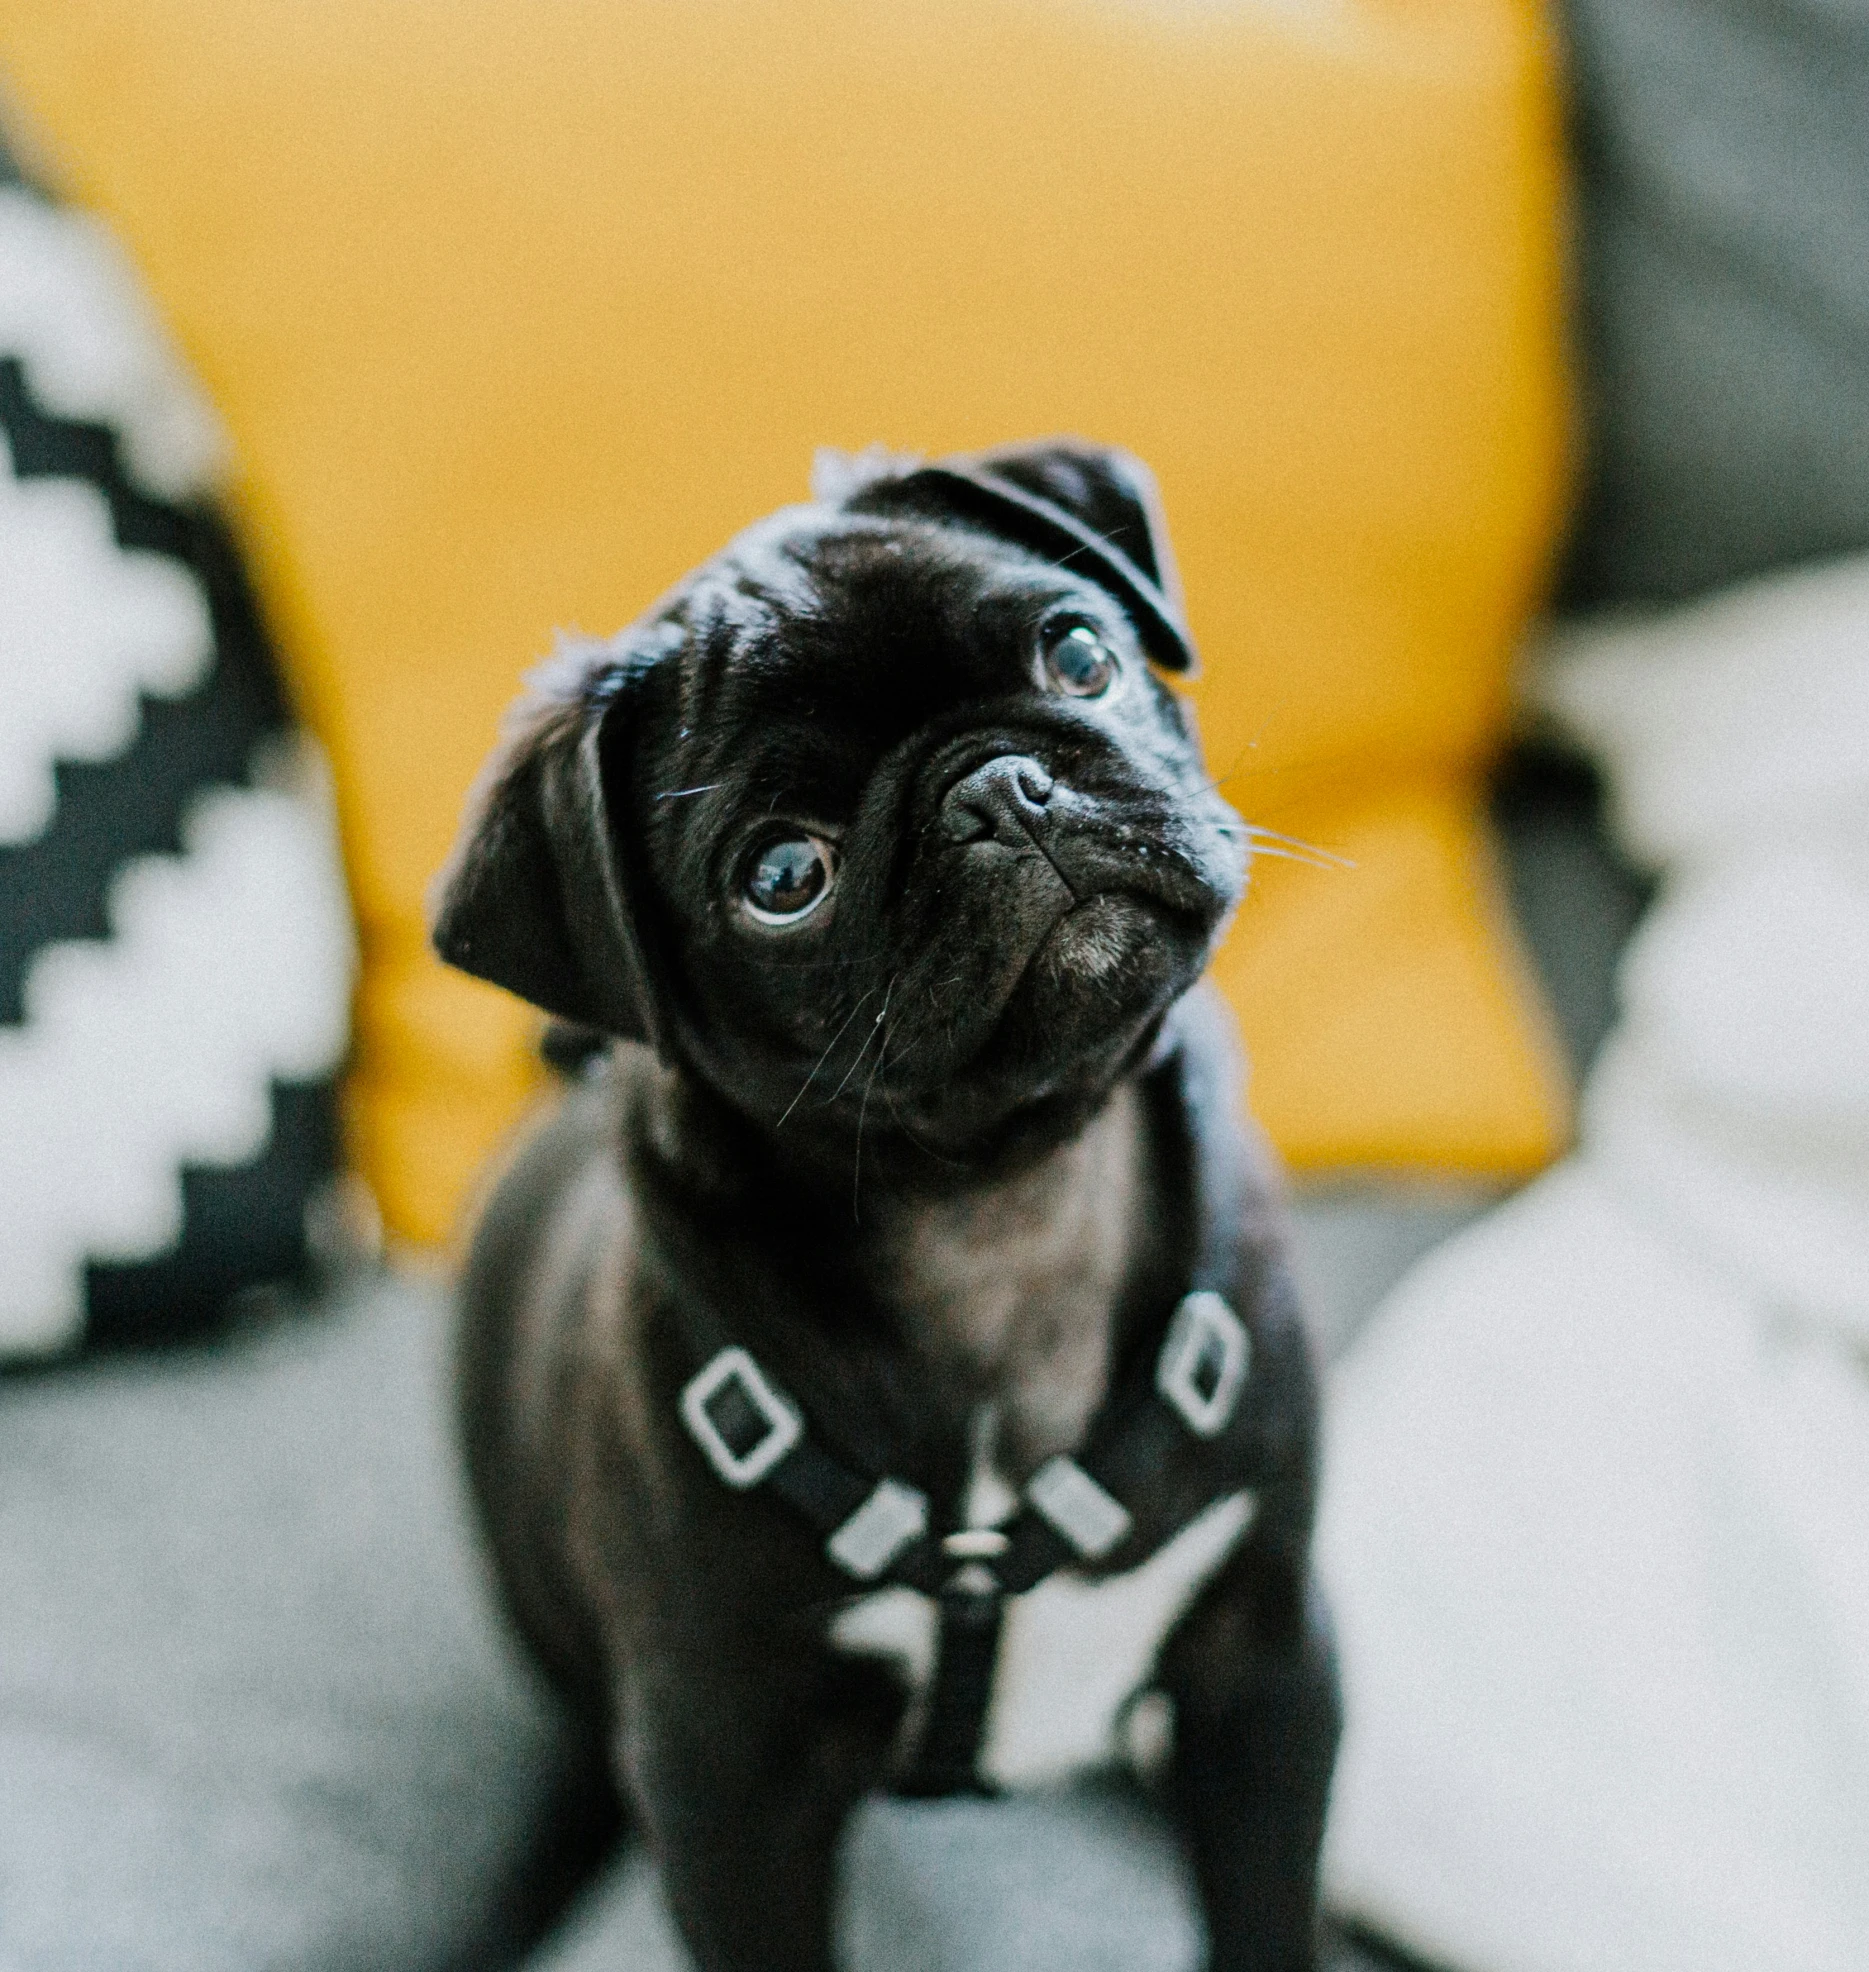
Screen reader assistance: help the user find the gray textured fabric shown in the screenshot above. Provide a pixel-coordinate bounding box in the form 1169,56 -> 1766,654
1560,0 -> 1869,604
1491,750 -> 1649,1082
530,1789 -> 1195,1972
0,1274 -> 608,1972
1287,1189 -> 1491,1366
525,1787 -> 1408,1972
0,1209 -> 1459,1972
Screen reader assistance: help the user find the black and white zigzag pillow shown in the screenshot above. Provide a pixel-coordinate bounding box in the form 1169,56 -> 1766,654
0,148 -> 354,1356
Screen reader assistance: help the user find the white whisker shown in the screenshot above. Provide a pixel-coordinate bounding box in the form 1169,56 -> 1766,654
778,986 -> 877,1127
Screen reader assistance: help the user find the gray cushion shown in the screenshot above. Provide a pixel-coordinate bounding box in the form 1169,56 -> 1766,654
524,1785 -> 1412,1972
1560,0 -> 1869,604
0,1273 -> 608,1972
0,1219 -> 1450,1972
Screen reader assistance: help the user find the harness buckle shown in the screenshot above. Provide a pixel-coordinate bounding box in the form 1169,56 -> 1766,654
828,1478 -> 930,1580
1025,1455 -> 1132,1560
1156,1291 -> 1250,1439
680,1347 -> 802,1488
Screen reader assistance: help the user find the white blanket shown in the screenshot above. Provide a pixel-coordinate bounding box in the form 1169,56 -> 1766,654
1318,556 -> 1869,1972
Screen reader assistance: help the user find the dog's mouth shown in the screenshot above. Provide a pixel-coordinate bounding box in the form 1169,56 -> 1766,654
1027,827 -> 1226,923
834,748 -> 1245,1112
872,845 -> 1220,1120
1030,889 -> 1170,979
991,876 -> 1206,1024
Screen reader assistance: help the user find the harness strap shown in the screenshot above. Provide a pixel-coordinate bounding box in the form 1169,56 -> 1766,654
676,1283 -> 1256,1790
672,1020 -> 1264,1792
894,1577 -> 1007,1798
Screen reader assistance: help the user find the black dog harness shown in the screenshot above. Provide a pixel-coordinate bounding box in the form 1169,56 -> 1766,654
677,1281 -> 1258,1796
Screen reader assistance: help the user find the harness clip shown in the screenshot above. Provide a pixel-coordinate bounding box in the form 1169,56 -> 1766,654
1026,1455 -> 1132,1560
1156,1291 -> 1250,1439
828,1478 -> 930,1580
680,1347 -> 802,1488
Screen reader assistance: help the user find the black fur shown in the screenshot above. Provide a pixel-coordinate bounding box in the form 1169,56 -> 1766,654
436,440 -> 1340,1971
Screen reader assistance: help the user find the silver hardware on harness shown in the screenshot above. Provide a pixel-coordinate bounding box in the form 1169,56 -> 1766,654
680,1347 -> 802,1488
942,1528 -> 1011,1561
1025,1455 -> 1132,1559
827,1478 -> 930,1579
945,1560 -> 1001,1598
1155,1291 -> 1250,1439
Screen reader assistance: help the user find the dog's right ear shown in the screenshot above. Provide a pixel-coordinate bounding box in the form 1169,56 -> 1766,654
429,646 -> 664,1050
843,438 -> 1198,675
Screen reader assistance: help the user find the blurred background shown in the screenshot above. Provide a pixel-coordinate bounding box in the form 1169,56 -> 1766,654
2,3 -> 1865,1970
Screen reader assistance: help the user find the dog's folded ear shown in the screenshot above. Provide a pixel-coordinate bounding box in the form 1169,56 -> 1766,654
846,438 -> 1196,675
971,440 -> 1182,611
429,649 -> 664,1049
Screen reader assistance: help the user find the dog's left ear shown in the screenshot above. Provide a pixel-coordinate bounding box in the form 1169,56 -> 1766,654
429,648 -> 665,1050
973,439 -> 1184,613
847,437 -> 1196,674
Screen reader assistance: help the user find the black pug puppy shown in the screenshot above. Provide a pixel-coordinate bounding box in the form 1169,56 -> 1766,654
433,440 -> 1340,1972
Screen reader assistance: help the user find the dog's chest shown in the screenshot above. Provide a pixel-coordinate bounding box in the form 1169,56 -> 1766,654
875,1084 -> 1145,1468
834,1081 -> 1254,1788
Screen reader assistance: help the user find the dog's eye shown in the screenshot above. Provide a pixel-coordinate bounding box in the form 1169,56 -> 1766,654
741,833 -> 836,925
1042,622 -> 1118,699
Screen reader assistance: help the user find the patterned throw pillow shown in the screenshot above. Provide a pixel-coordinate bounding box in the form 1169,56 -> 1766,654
0,141 -> 353,1356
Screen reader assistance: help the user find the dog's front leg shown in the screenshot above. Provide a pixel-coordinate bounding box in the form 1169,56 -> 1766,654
1158,1530 -> 1342,1972
617,1647 -> 894,1972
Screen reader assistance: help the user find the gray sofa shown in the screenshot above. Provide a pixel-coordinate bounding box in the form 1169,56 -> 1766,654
0,1186 -> 1481,1972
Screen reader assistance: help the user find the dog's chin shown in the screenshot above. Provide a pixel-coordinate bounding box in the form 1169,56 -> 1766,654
1029,892 -> 1174,995
895,891 -> 1205,1148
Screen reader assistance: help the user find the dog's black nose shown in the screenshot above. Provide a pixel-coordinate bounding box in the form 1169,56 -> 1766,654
941,755 -> 1055,846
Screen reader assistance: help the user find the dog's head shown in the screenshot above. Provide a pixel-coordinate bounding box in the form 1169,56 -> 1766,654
432,441 -> 1246,1162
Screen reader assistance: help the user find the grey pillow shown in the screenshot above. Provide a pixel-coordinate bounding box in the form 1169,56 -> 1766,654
1559,0 -> 1869,605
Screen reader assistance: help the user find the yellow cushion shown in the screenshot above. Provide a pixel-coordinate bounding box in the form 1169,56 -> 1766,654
4,0 -> 1571,1244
